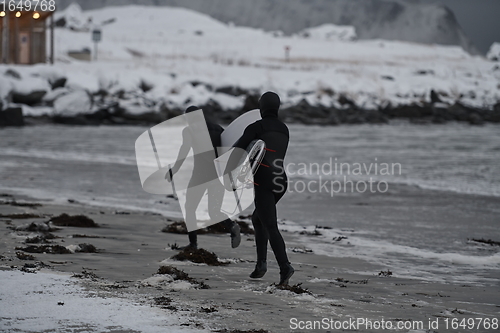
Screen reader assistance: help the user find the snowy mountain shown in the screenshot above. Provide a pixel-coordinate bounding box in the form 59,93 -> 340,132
54,0 -> 478,54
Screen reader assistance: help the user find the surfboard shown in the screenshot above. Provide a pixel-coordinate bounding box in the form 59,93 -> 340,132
234,139 -> 266,186
214,110 -> 267,194
214,110 -> 262,181
219,109 -> 261,153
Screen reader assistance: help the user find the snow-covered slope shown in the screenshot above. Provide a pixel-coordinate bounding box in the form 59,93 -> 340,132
54,0 -> 478,54
1,5 -> 498,120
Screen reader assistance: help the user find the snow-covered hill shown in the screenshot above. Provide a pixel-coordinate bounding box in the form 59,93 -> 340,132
54,0 -> 478,54
1,5 -> 499,124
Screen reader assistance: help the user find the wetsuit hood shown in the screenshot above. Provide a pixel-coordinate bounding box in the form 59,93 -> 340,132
185,105 -> 200,114
259,92 -> 280,118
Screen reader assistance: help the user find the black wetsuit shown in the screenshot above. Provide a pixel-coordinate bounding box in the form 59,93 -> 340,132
185,120 -> 233,245
230,92 -> 290,268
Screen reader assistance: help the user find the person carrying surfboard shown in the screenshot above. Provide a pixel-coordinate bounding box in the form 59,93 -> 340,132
166,106 -> 241,250
224,92 -> 294,286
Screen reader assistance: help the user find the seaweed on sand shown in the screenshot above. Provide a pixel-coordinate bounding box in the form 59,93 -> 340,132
161,220 -> 254,235
16,244 -> 72,254
16,251 -> 35,260
15,221 -> 58,232
161,221 -> 187,234
0,200 -> 43,208
171,247 -> 228,266
25,233 -> 56,244
72,270 -> 100,280
334,277 -> 368,285
153,296 -> 177,311
469,238 -> 500,246
0,213 -> 42,219
157,265 -> 210,289
75,243 -> 98,253
16,243 -> 97,254
50,214 -> 99,228
299,228 -> 322,236
272,283 -> 311,295
378,270 -> 393,277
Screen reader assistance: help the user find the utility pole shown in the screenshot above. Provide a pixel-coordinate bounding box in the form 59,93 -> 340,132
92,29 -> 101,61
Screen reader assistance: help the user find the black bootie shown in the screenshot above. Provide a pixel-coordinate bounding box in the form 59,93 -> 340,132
278,263 -> 294,285
249,260 -> 267,278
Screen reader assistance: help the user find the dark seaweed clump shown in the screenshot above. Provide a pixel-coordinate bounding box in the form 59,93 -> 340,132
378,270 -> 393,277
0,213 -> 41,219
25,233 -> 56,244
162,220 -> 254,235
157,265 -> 210,289
153,296 -> 177,311
272,283 -> 311,295
15,222 -> 57,232
162,221 -> 187,234
50,214 -> 99,228
171,247 -> 228,266
335,277 -> 368,285
200,306 -> 218,313
72,270 -> 100,280
76,243 -> 98,253
299,228 -> 322,236
16,244 -> 72,254
16,243 -> 97,254
16,251 -> 35,260
0,201 -> 43,208
469,238 -> 500,246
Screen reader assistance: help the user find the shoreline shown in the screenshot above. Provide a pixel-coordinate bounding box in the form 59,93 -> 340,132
9,101 -> 500,127
1,184 -> 499,332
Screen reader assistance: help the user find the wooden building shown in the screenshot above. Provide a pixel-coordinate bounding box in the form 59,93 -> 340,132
0,10 -> 54,64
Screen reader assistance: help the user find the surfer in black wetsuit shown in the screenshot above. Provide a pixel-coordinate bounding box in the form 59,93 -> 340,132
167,106 -> 241,250
225,92 -> 294,285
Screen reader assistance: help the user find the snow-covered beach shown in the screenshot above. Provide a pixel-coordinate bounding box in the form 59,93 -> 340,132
1,178 -> 499,333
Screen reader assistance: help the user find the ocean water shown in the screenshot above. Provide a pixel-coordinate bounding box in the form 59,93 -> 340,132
1,123 -> 499,285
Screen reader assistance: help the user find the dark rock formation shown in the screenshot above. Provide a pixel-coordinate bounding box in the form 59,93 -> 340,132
0,107 -> 24,127
12,91 -> 47,106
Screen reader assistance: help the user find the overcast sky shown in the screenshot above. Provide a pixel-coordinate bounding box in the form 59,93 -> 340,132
404,0 -> 500,54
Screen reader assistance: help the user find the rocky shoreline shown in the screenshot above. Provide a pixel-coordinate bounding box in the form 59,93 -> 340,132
1,66 -> 499,127
20,100 -> 500,126
3,92 -> 499,127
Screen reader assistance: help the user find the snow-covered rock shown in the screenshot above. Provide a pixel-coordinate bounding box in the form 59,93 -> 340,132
56,3 -> 90,32
487,42 -> 500,61
53,90 -> 92,116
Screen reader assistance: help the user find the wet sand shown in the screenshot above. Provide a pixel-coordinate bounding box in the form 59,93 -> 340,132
1,186 -> 499,333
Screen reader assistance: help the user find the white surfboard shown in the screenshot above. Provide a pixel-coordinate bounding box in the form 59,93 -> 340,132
214,110 -> 261,179
220,109 -> 261,153
212,110 -> 263,216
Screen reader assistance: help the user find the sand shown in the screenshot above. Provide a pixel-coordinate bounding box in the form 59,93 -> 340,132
1,186 -> 499,333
